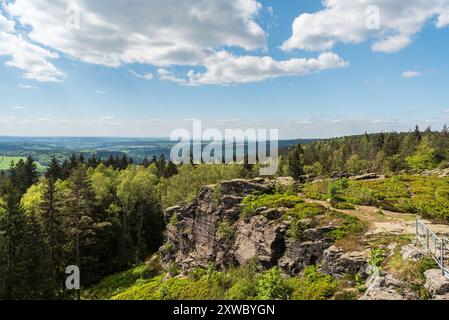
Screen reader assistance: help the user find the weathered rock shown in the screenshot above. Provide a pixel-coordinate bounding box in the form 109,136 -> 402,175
433,294 -> 449,300
279,238 -> 333,275
360,271 -> 417,300
160,178 -> 337,275
401,244 -> 426,261
350,173 -> 379,181
424,269 -> 449,295
321,246 -> 369,278
220,178 -> 274,196
231,216 -> 287,268
259,208 -> 282,220
360,288 -> 406,300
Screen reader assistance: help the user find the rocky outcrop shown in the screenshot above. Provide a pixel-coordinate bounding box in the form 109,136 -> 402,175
321,246 -> 369,278
401,244 -> 426,261
424,269 -> 449,297
350,173 -> 379,181
160,178 -> 335,275
360,272 -> 418,300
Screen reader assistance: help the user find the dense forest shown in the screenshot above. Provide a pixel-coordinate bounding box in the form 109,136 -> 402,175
281,126 -> 449,179
0,154 -> 255,299
1,126 -> 448,299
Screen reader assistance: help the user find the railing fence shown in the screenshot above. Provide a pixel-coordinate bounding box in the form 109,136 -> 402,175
416,218 -> 449,279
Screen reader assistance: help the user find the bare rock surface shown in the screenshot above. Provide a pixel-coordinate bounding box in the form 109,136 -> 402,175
160,178 -> 335,275
321,246 -> 369,278
424,269 -> 449,296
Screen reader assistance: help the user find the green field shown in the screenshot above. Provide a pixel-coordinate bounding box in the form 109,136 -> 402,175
0,157 -> 27,170
0,156 -> 46,171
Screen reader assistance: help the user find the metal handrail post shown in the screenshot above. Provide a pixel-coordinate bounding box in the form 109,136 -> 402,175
441,240 -> 445,276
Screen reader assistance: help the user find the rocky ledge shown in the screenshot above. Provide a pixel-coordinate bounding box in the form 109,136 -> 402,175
160,178 -> 341,276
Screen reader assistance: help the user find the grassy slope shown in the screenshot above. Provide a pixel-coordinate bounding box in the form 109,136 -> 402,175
0,156 -> 47,171
303,175 -> 449,221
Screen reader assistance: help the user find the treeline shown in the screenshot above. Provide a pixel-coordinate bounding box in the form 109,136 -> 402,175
0,155 -> 254,299
281,126 -> 449,178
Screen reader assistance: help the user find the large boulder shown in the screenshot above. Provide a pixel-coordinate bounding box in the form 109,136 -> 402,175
424,269 -> 449,296
401,244 -> 426,261
360,272 -> 417,300
321,246 -> 369,278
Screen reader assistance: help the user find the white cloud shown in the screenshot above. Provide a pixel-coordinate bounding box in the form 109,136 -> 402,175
402,70 -> 421,78
282,0 -> 449,53
95,90 -> 106,95
0,12 -> 64,82
159,51 -> 348,85
129,70 -> 154,81
12,105 -> 26,110
6,0 -> 266,67
2,0 -> 348,85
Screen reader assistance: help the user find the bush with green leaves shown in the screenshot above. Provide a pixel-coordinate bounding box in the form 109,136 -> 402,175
291,266 -> 338,300
257,267 -> 292,300
241,193 -> 304,218
288,203 -> 326,219
217,221 -> 234,241
327,212 -> 366,240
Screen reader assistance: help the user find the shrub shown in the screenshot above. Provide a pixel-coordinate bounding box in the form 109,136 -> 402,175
217,221 -> 234,241
332,202 -> 356,210
327,213 -> 366,240
368,248 -> 387,273
241,193 -> 304,218
257,267 -> 291,300
86,265 -> 157,300
288,203 -> 327,219
291,266 -> 337,300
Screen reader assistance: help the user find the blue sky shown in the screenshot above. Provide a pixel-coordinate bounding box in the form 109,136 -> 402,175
1,0 -> 449,138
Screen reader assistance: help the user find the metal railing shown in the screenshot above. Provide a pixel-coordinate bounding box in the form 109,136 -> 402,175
416,218 -> 449,279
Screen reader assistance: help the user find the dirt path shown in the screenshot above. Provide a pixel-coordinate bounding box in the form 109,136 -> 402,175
302,197 -> 449,238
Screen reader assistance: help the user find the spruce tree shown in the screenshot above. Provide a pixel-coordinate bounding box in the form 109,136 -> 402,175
0,187 -> 27,299
63,166 -> 96,282
40,178 -> 66,296
288,144 -> 305,181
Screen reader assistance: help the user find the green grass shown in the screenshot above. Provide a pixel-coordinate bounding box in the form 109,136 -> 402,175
84,265 -> 152,300
241,193 -> 304,218
303,175 -> 449,221
0,156 -> 26,170
0,156 -> 47,172
94,262 -> 343,301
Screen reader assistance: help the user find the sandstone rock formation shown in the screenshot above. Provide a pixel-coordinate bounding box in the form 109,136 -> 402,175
160,178 -> 335,275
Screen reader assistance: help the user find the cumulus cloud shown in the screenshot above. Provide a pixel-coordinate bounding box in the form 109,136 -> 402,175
0,10 -> 64,82
159,51 -> 348,85
6,0 -> 266,67
282,0 -> 449,53
1,0 -> 349,85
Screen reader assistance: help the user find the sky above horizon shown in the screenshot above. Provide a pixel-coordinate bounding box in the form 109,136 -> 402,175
1,0 -> 449,139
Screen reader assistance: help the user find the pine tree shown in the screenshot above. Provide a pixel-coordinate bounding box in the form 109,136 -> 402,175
40,178 -> 66,296
46,157 -> 62,182
166,161 -> 178,178
63,166 -> 96,279
21,212 -> 53,299
24,156 -> 39,189
288,144 -> 305,181
0,187 -> 27,299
